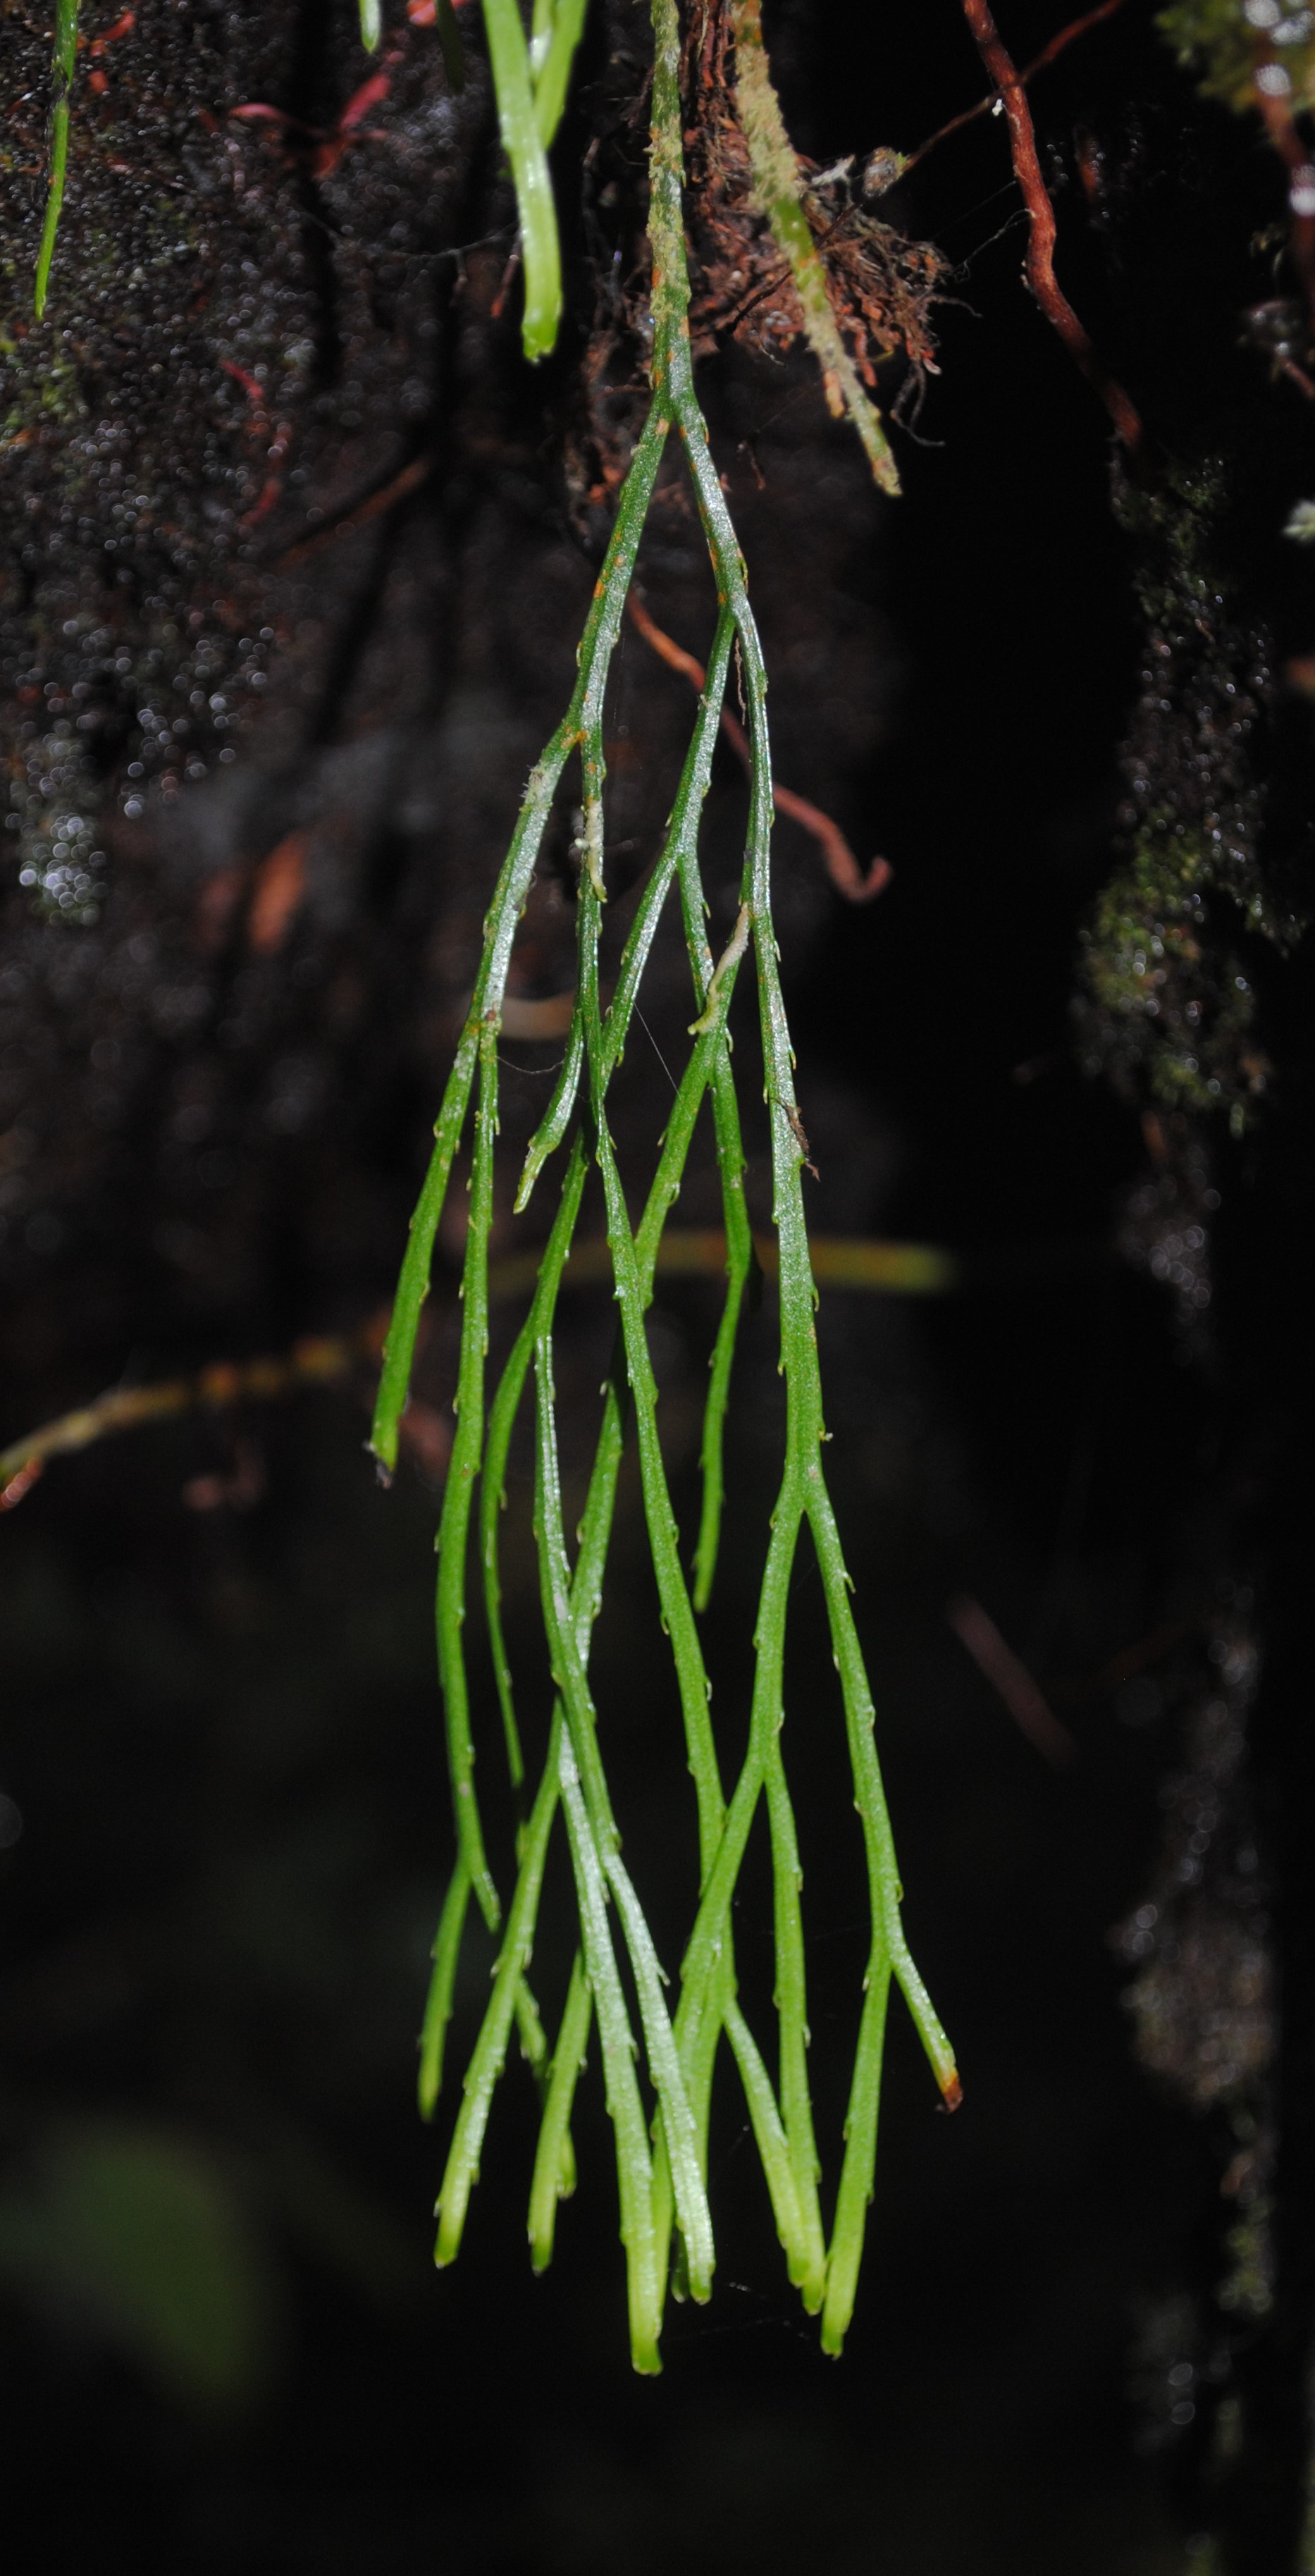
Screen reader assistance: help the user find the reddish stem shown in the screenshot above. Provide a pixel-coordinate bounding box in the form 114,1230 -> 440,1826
948,1594 -> 1078,1768
717,0 -> 1133,352
960,0 -> 1142,452
905,0 -> 1130,175
626,595 -> 891,901
278,455 -> 431,569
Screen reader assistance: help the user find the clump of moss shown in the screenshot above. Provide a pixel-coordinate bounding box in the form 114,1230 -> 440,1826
0,0 -> 489,930
1116,1621 -> 1277,2482
1083,855 -> 1267,1126
1076,460 -> 1298,1136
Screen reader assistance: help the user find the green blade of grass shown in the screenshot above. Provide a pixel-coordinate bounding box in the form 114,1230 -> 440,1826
34,0 -> 81,321
481,0 -> 562,359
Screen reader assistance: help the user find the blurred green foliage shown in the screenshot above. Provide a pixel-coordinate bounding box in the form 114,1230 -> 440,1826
1159,0 -> 1315,114
0,2121 -> 279,2414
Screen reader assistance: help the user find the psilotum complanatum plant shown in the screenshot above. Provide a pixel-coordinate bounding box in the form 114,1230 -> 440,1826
366,0 -> 961,2374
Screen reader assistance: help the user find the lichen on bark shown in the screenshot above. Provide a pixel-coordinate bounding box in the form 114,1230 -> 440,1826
1075,459 -> 1301,1136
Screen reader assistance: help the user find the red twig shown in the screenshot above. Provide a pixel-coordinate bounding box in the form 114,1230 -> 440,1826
948,1594 -> 1078,1768
959,0 -> 1143,451
1278,352 -> 1315,404
230,63 -> 397,178
904,0 -> 1130,175
278,455 -> 431,568
0,1458 -> 44,1512
89,8 -> 136,47
84,4 -> 135,89
220,360 -> 295,528
626,596 -> 891,902
221,357 -> 268,412
1023,0 -> 1130,84
715,0 -> 1132,350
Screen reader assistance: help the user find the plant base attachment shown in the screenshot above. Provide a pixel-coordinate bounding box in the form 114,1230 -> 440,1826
371,0 -> 959,2373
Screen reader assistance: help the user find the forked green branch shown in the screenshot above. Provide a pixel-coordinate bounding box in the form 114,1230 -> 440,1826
372,0 -> 958,2372
480,0 -> 591,358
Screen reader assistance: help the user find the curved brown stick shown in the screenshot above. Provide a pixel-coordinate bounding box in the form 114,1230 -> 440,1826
0,1232 -> 958,1508
0,1334 -> 372,1508
279,454 -> 431,569
626,594 -> 891,901
960,0 -> 1143,453
948,1593 -> 1078,1768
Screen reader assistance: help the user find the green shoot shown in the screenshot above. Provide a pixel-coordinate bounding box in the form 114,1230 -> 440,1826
729,0 -> 900,493
480,0 -> 591,359
531,0 -> 589,147
35,0 -> 81,321
481,0 -> 562,358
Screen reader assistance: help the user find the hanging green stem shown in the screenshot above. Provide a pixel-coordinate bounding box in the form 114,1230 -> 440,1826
528,1949 -> 590,2269
370,405 -> 668,1474
434,1025 -> 502,1929
481,0 -> 563,359
430,1114 -> 596,2224
674,817 -> 755,1612
533,1332 -> 714,2316
34,0 -> 80,321
531,0 -> 590,147
433,1707 -> 565,2265
417,1857 -> 471,2118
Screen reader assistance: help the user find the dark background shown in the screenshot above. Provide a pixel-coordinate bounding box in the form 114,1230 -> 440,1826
1,1 -> 1312,2568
